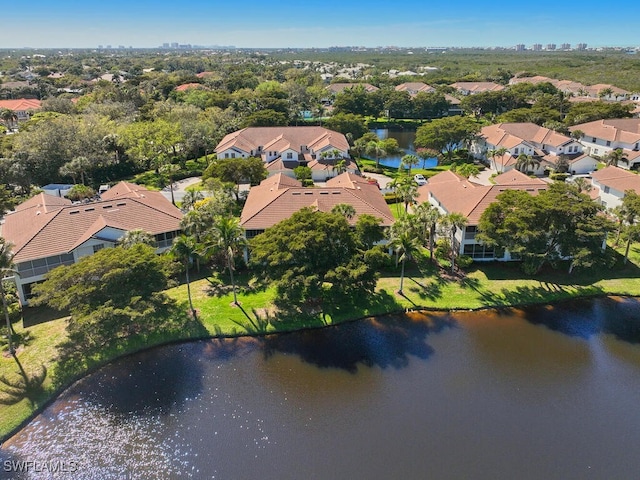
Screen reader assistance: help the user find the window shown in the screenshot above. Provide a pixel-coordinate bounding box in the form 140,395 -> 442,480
287,152 -> 293,159
606,141 -> 611,147
231,153 -> 236,158
594,149 -> 599,154
92,244 -> 104,253
514,148 -> 519,154
592,137 -> 596,143
224,153 -> 229,159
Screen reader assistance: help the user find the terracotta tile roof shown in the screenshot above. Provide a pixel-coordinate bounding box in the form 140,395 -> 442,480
240,172 -> 394,230
417,170 -> 547,224
0,98 -> 42,111
175,83 -> 207,92
569,119 -> 640,144
493,170 -> 546,185
482,123 -> 572,149
450,82 -> 504,93
216,126 -> 350,156
395,82 -> 435,95
591,166 -> 640,194
3,182 -> 183,263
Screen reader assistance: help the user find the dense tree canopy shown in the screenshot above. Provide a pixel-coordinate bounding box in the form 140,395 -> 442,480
477,183 -> 615,274
249,208 -> 380,310
415,116 -> 480,161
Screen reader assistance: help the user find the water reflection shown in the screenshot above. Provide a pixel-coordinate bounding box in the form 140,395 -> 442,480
3,298 -> 640,480
262,312 -> 455,372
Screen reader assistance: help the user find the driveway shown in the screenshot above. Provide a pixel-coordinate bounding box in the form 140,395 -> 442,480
161,177 -> 201,203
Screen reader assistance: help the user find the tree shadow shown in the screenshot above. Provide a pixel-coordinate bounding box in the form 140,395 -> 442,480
0,356 -> 47,407
259,312 -> 457,373
406,276 -> 445,302
515,296 -> 640,343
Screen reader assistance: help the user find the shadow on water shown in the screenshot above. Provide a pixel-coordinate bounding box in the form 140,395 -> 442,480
260,312 -> 456,373
520,296 -> 640,343
68,344 -> 207,416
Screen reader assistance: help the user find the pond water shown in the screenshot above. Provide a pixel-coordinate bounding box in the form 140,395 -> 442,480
3,297 -> 640,479
370,128 -> 438,169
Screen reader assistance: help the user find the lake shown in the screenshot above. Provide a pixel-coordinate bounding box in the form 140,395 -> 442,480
2,297 -> 640,479
370,128 -> 438,169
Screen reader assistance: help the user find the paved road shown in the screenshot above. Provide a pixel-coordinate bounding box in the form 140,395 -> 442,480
160,177 -> 202,204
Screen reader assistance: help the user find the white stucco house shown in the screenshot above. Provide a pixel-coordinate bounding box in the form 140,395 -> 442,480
2,182 -> 183,304
471,122 -> 597,175
569,119 -> 640,170
215,126 -> 355,181
591,166 -> 640,209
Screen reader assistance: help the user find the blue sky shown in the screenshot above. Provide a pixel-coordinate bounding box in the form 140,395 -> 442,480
2,0 -> 639,49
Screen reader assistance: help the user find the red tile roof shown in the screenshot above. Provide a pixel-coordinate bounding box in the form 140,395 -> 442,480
240,173 -> 394,230
3,182 -> 183,263
591,166 -> 640,194
0,98 -> 41,111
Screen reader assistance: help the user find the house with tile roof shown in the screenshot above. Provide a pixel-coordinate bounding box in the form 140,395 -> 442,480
590,166 -> 640,208
240,172 -> 394,252
2,181 -> 183,304
416,169 -> 548,260
394,82 -> 435,97
471,122 -> 597,175
0,98 -> 42,129
569,119 -> 640,170
215,126 -> 353,181
450,82 -> 504,95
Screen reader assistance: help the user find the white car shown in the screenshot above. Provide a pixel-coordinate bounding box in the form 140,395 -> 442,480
414,174 -> 427,186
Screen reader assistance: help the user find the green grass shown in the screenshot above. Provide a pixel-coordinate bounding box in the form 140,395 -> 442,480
2,245 -> 640,441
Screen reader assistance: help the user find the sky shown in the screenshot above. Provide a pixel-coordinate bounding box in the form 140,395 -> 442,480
2,0 -> 639,49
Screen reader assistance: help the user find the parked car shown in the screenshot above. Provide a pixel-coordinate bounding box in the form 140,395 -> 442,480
414,174 -> 427,186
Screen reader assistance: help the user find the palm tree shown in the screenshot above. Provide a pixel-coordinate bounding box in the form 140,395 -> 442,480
0,109 -> 17,132
571,177 -> 592,194
160,162 -> 181,206
205,216 -> 247,305
331,203 -> 356,220
395,177 -> 419,214
413,202 -> 441,262
365,140 -> 387,170
181,189 -> 204,212
554,154 -> 570,174
118,229 -> 156,248
0,238 -> 16,356
400,154 -> 420,174
440,213 -> 467,274
388,219 -> 421,295
494,147 -> 508,173
605,149 -> 628,168
335,159 -> 347,175
172,235 -> 198,317
515,153 -> 540,174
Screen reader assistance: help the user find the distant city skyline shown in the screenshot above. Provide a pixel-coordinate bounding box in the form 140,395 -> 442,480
3,0 -> 639,49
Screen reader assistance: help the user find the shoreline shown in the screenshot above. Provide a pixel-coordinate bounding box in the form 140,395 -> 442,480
2,290 -> 638,444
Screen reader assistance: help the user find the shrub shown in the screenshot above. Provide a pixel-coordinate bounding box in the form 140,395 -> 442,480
362,166 -> 384,174
384,193 -> 399,204
550,172 -> 570,181
456,254 -> 474,269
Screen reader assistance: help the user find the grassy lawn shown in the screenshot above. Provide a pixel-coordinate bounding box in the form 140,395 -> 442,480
2,245 -> 640,441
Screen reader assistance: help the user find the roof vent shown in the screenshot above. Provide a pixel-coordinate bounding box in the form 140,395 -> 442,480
70,210 -> 80,214
116,202 -> 126,206
85,207 -> 95,211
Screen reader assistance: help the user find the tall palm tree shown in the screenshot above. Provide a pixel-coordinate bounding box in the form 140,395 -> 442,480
440,213 -> 467,274
172,234 -> 198,317
571,177 -> 592,194
515,153 -> 540,174
388,219 -> 421,295
366,140 -> 387,170
160,162 -> 181,206
494,147 -> 508,173
205,216 -> 247,305
0,109 -> 17,132
605,149 -> 628,168
413,202 -> 441,262
400,154 -> 420,174
394,176 -> 419,213
0,238 -> 16,356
